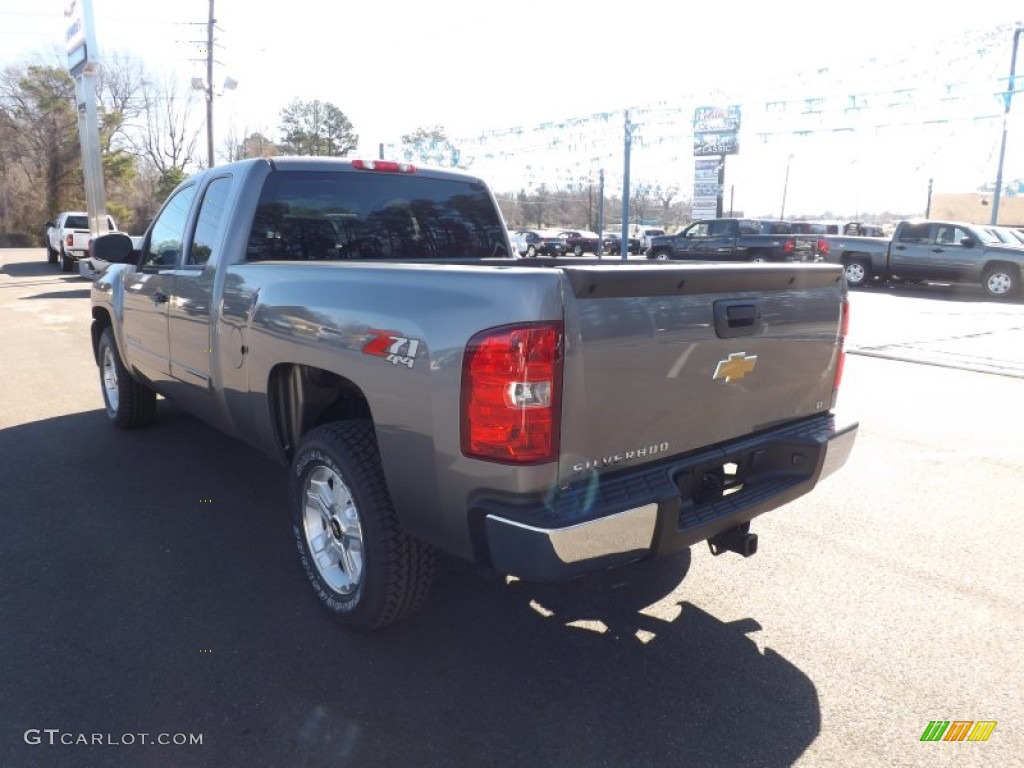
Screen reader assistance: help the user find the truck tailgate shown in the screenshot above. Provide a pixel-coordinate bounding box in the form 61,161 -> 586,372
557,263 -> 845,485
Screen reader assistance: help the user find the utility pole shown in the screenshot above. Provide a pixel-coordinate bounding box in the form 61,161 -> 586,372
780,154 -> 793,220
597,168 -> 605,259
621,111 -> 634,260
925,178 -> 933,217
991,23 -> 1022,225
205,0 -> 215,169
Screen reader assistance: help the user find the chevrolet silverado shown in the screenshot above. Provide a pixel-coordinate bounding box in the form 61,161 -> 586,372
90,157 -> 857,630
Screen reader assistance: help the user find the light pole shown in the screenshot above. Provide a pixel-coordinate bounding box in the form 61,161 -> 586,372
991,23 -> 1022,225
779,154 -> 793,220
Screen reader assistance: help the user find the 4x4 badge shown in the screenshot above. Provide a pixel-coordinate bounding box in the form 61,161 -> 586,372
713,352 -> 757,382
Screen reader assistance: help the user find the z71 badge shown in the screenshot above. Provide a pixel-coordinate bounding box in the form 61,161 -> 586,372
363,330 -> 421,369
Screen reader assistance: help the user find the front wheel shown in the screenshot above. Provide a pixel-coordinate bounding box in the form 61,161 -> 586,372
573,245 -> 583,256
843,260 -> 870,288
982,265 -> 1018,298
47,245 -> 57,264
291,421 -> 436,630
97,327 -> 156,428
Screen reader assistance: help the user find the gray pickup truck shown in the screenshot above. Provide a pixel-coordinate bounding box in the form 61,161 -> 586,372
90,157 -> 857,630
823,219 -> 1023,298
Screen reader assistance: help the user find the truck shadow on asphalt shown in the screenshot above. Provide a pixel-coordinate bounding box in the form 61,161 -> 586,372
0,405 -> 820,768
1,259 -> 77,279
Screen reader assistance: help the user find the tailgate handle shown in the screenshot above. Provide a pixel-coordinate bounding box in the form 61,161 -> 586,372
714,300 -> 761,338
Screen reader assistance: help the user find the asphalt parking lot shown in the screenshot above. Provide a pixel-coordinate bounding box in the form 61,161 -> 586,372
1,250 -> 1022,768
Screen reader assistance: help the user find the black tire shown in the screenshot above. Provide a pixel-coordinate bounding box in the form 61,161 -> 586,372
527,245 -> 537,258
843,260 -> 870,288
982,264 -> 1018,298
97,327 -> 157,428
59,247 -> 73,272
291,421 -> 436,630
573,244 -> 583,256
46,245 -> 57,264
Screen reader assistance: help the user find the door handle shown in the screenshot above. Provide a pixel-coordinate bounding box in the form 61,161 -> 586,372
932,248 -> 943,253
152,291 -> 169,305
894,245 -> 906,251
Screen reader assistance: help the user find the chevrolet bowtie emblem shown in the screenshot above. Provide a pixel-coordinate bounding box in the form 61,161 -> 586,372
713,352 -> 758,382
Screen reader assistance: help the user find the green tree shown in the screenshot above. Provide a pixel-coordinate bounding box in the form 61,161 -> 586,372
279,99 -> 357,156
0,64 -> 81,221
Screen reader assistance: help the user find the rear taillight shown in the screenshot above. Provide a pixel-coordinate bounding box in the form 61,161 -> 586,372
783,238 -> 795,254
833,298 -> 849,393
351,159 -> 415,173
817,238 -> 830,257
66,234 -> 73,247
461,322 -> 563,464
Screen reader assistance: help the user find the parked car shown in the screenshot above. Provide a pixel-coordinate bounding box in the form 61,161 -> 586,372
45,211 -> 118,272
89,155 -> 856,630
514,229 -> 567,258
556,230 -> 601,256
984,225 -> 1024,247
822,218 -> 1023,297
601,230 -> 641,255
637,227 -> 666,253
841,222 -> 886,237
647,218 -> 800,262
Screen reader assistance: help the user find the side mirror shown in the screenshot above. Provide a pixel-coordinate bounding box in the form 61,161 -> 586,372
959,236 -> 976,248
45,221 -> 54,228
91,232 -> 137,264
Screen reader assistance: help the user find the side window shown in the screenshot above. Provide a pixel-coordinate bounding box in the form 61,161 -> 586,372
145,184 -> 198,269
898,223 -> 930,244
189,176 -> 233,267
707,220 -> 731,237
686,223 -> 709,238
934,225 -> 965,245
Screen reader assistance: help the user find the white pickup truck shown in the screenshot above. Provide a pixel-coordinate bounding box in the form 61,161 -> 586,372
45,211 -> 118,273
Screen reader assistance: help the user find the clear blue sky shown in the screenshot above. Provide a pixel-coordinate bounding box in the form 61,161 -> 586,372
2,0 -> 1022,216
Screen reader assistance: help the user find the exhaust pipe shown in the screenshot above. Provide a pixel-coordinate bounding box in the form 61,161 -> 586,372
708,526 -> 758,558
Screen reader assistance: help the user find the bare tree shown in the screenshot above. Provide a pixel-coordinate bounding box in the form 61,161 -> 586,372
135,72 -> 200,177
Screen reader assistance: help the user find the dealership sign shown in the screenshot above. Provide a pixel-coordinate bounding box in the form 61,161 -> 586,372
693,105 -> 740,157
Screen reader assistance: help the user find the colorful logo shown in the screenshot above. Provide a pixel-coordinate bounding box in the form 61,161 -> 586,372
920,721 -> 997,742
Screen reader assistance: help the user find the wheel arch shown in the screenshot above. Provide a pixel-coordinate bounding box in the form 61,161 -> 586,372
91,306 -> 114,365
267,363 -> 373,462
981,259 -> 1021,280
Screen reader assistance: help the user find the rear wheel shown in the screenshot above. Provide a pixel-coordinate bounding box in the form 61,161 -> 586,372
97,327 -> 156,428
59,247 -> 73,273
527,245 -> 537,258
843,260 -> 870,288
982,264 -> 1017,298
291,421 -> 436,630
573,245 -> 583,256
